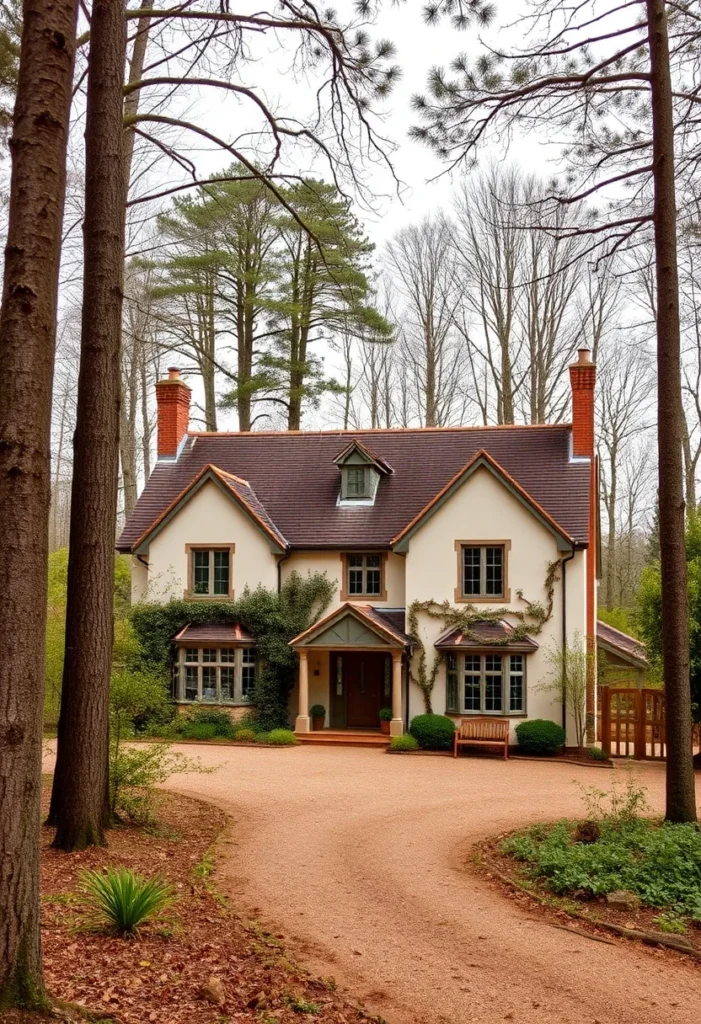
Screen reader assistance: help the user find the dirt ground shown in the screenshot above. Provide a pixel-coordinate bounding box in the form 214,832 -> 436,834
158,744 -> 701,1024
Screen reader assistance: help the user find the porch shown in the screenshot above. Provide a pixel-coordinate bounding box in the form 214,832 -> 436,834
289,604 -> 411,738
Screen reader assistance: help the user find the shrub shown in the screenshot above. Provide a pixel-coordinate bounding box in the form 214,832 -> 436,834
179,722 -> 218,741
109,742 -> 212,819
515,719 -> 566,756
499,817 -> 701,920
183,707 -> 235,736
254,732 -> 270,743
309,704 -> 326,718
379,707 -> 393,722
586,745 -> 608,762
235,728 -> 257,743
266,728 -> 299,745
409,713 -> 456,750
79,867 -> 175,936
388,734 -> 419,753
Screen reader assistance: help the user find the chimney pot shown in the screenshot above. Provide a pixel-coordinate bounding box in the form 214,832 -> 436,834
155,369 -> 191,458
577,347 -> 593,365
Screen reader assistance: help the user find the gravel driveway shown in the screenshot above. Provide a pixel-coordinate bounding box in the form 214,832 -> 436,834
165,746 -> 700,1024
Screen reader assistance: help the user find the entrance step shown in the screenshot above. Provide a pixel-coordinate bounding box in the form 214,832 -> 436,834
296,729 -> 390,748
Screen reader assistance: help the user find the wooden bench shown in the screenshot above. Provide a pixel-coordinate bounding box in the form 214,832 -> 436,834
453,717 -> 510,760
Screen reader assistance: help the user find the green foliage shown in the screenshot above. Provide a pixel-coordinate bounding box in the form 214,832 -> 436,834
235,728 -> 257,742
110,668 -> 170,737
407,560 -> 560,711
254,731 -> 270,743
45,548 -> 134,728
409,713 -> 456,750
638,507 -> 701,719
540,633 -> 592,752
309,704 -> 326,717
179,722 -> 219,740
388,734 -> 419,752
78,867 -> 176,936
379,707 -> 393,721
515,719 -> 566,756
500,818 -> 701,921
129,571 -> 334,731
597,607 -> 639,637
586,745 -> 608,762
109,742 -> 212,820
652,910 -> 688,934
0,0 -> 20,138
266,729 -> 299,746
176,707 -> 236,739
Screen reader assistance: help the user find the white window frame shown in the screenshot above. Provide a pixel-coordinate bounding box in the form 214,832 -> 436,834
446,652 -> 526,715
177,645 -> 257,704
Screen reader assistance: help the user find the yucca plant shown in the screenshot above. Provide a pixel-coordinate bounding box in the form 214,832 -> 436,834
79,867 -> 176,936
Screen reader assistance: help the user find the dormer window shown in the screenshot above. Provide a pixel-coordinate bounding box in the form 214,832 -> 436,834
334,439 -> 393,508
344,466 -> 372,500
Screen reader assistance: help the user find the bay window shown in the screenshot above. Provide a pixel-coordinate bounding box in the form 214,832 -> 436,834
446,652 -> 525,715
177,646 -> 256,703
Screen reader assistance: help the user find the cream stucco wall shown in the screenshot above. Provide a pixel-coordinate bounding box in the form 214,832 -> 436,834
140,479 -> 278,601
403,465 -> 588,745
280,550 -> 406,611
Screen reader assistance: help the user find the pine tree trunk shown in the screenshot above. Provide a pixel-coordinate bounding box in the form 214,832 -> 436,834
0,0 -> 78,1008
647,0 -> 697,823
49,0 -> 128,850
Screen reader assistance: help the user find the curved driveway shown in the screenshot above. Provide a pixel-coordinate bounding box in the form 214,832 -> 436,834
165,746 -> 700,1024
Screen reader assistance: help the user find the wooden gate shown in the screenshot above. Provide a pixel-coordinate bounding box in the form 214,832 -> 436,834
601,687 -> 666,760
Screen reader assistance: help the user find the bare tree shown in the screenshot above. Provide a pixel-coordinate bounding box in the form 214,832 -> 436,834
384,216 -> 464,426
597,343 -> 654,608
0,0 -> 78,1007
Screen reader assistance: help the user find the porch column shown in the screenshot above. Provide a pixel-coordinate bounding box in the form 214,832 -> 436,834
390,650 -> 403,737
295,649 -> 311,733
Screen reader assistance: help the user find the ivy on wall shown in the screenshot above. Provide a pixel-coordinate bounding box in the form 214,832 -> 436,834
129,571 -> 335,731
407,559 -> 562,713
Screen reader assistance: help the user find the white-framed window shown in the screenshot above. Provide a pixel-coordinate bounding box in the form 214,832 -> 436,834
446,652 -> 525,715
460,544 -> 505,599
346,553 -> 383,596
178,646 -> 256,703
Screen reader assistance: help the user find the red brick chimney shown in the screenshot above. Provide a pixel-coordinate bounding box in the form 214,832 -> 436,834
569,347 -> 596,457
155,367 -> 191,458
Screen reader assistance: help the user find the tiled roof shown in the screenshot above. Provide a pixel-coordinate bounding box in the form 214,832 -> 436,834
434,620 -> 539,651
117,425 -> 591,551
597,620 -> 648,667
173,623 -> 256,645
361,607 -> 412,647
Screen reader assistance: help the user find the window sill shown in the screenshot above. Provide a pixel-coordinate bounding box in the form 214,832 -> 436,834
182,592 -> 235,601
452,589 -> 512,604
445,710 -> 526,718
176,699 -> 255,707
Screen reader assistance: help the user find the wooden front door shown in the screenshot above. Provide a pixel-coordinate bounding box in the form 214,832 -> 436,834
332,651 -> 388,728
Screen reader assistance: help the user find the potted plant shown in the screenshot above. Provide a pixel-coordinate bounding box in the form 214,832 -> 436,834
310,704 -> 326,730
379,707 -> 393,735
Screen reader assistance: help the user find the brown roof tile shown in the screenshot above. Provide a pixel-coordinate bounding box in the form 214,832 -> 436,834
596,620 -> 648,666
117,425 -> 591,552
173,623 -> 256,645
435,619 -> 539,651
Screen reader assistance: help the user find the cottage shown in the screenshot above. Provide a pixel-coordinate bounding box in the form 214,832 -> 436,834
118,349 -> 611,745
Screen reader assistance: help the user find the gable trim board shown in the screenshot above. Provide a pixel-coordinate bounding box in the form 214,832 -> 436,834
291,603 -> 408,650
391,450 -> 576,554
131,464 -> 288,556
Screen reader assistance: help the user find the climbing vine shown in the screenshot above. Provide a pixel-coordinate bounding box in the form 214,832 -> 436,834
407,559 -> 562,713
129,571 -> 335,731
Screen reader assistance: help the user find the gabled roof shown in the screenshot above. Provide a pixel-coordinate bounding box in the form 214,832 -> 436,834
435,619 -> 539,652
391,449 -> 575,552
131,464 -> 288,554
333,439 -> 393,475
596,620 -> 648,668
173,623 -> 256,645
117,425 -> 591,552
290,603 -> 410,649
